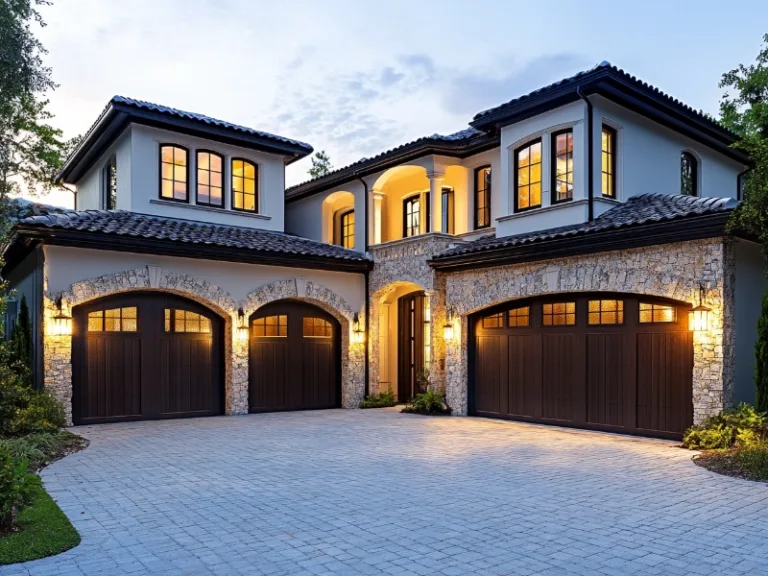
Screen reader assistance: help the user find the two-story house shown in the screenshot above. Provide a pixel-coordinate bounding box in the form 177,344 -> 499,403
2,62 -> 766,439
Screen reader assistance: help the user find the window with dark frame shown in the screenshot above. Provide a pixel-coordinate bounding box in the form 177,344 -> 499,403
508,306 -> 530,327
252,315 -> 287,337
232,159 -> 257,212
601,126 -> 616,198
340,209 -> 355,249
515,139 -> 542,211
164,309 -> 212,333
88,307 -> 138,332
542,302 -> 576,326
482,312 -> 503,328
588,300 -> 624,325
403,195 -> 421,237
681,152 -> 698,196
197,151 -> 223,207
639,303 -> 676,323
160,145 -> 188,202
441,187 -> 454,234
552,130 -> 574,203
474,166 -> 491,229
103,156 -> 117,209
302,317 -> 332,338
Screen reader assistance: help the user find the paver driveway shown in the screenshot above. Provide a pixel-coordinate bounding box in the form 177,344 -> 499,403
5,409 -> 768,576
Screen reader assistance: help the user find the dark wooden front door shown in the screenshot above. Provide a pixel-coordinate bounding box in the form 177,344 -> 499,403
248,301 -> 340,413
72,292 -> 223,425
397,291 -> 426,401
470,293 -> 693,439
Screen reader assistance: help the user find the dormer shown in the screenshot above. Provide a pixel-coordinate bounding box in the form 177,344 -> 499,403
55,97 -> 313,231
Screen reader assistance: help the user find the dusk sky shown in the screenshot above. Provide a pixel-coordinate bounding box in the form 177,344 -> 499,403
32,0 -> 768,207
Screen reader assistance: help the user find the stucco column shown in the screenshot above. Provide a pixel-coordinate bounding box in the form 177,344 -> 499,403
372,190 -> 384,245
428,172 -> 444,234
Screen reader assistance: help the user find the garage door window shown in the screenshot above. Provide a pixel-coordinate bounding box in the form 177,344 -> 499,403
639,303 -> 676,323
508,306 -> 530,327
542,302 -> 576,326
303,317 -> 332,337
482,313 -> 504,328
253,315 -> 287,337
88,307 -> 138,332
588,300 -> 624,325
164,309 -> 212,333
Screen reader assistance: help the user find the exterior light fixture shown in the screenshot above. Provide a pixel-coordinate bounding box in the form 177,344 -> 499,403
691,284 -> 712,332
236,307 -> 250,342
443,307 -> 455,341
352,313 -> 364,344
51,296 -> 72,336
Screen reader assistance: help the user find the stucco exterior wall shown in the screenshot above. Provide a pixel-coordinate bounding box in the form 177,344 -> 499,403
75,127 -> 133,211
442,238 -> 735,424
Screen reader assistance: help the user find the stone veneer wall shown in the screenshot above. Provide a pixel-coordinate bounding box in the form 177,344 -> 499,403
44,266 -> 364,425
442,238 -> 735,424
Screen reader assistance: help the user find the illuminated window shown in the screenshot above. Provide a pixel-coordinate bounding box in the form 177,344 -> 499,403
340,210 -> 355,249
164,309 -> 211,333
442,187 -> 454,234
482,313 -> 503,328
588,300 -> 624,325
474,166 -> 491,229
542,302 -> 576,326
552,130 -> 574,203
252,315 -> 287,337
197,151 -> 223,207
681,152 -> 698,196
88,307 -> 138,332
601,126 -> 616,198
302,317 -> 332,337
515,139 -> 542,211
639,303 -> 677,324
508,306 -> 530,327
160,145 -> 188,201
403,195 -> 421,237
232,159 -> 257,212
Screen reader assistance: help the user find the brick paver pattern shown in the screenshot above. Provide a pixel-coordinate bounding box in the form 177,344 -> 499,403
4,409 -> 768,576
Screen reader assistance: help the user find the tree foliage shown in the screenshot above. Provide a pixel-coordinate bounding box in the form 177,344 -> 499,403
308,150 -> 333,179
757,293 -> 768,413
720,33 -> 768,261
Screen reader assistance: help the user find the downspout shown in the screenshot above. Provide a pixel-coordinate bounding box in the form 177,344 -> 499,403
577,87 -> 594,222
356,174 -> 370,398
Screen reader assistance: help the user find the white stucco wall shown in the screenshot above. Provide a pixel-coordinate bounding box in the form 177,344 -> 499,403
43,246 -> 366,314
75,128 -> 133,211
734,240 -> 768,404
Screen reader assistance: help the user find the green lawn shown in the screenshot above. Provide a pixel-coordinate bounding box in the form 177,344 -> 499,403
0,480 -> 80,565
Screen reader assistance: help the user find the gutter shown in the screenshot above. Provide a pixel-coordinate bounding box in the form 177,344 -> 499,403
577,87 -> 594,222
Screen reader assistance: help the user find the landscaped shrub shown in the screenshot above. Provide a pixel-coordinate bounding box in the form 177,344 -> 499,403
0,446 -> 36,533
401,391 -> 452,416
360,391 -> 396,409
756,292 -> 768,413
0,432 -> 86,473
683,403 -> 768,450
0,368 -> 66,438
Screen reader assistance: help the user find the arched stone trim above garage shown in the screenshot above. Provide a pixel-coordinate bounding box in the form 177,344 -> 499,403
443,238 -> 735,424
244,278 -> 365,408
43,266 -> 243,425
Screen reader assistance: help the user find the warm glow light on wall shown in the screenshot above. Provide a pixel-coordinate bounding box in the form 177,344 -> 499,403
352,313 -> 364,344
690,284 -> 711,332
236,308 -> 249,342
50,297 -> 72,336
443,306 -> 455,340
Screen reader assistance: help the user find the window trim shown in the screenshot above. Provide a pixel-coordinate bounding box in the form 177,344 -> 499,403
441,186 -> 454,235
513,137 -> 543,213
195,149 -> 225,208
681,151 -> 699,197
339,208 -> 355,249
601,125 -> 617,199
158,143 -> 190,204
473,165 -> 492,230
231,157 -> 259,213
550,129 -> 574,205
102,155 -> 117,210
403,193 -> 422,238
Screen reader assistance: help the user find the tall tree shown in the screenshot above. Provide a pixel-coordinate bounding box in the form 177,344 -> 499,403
720,33 -> 768,261
308,150 -> 333,179
0,0 -> 66,205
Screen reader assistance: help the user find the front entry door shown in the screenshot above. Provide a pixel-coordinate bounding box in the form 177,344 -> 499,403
397,291 -> 426,401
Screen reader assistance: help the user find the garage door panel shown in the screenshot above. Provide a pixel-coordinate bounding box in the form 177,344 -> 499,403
250,341 -> 289,411
84,336 -> 142,421
475,335 -> 504,414
542,334 -> 574,421
508,335 -> 536,418
302,341 -> 335,409
587,333 -> 624,428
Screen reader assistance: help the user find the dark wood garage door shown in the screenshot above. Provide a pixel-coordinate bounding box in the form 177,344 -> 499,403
470,293 -> 693,439
249,301 -> 340,413
72,292 -> 223,425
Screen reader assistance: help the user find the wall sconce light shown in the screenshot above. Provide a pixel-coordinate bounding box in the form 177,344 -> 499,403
691,284 -> 711,332
51,296 -> 72,336
236,307 -> 250,342
352,312 -> 364,344
443,307 -> 455,340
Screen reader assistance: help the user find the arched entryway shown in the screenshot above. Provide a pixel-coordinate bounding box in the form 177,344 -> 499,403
248,300 -> 341,413
72,292 -> 224,425
469,292 -> 694,438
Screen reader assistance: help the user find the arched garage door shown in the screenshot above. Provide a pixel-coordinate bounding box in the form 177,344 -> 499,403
72,293 -> 223,425
469,293 -> 693,438
249,301 -> 341,412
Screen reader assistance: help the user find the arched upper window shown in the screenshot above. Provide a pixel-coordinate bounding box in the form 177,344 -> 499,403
160,145 -> 188,202
232,159 -> 258,212
197,151 -> 223,207
338,209 -> 355,249
514,139 -> 542,211
681,151 -> 698,196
